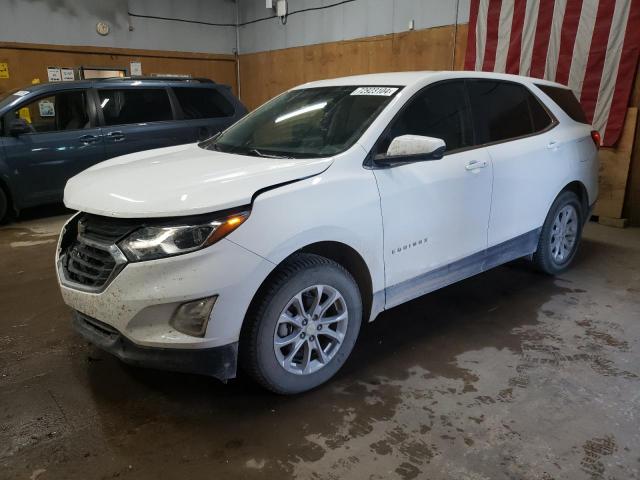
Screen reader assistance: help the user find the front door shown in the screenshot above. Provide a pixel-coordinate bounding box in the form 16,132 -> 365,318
371,80 -> 493,308
2,89 -> 105,207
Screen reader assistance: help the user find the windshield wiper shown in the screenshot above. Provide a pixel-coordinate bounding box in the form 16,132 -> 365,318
248,148 -> 291,159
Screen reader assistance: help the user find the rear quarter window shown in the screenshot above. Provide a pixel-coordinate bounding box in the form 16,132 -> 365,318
173,87 -> 235,119
536,84 -> 588,124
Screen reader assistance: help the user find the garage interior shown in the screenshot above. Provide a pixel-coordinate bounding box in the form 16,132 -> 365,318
1,1 -> 640,479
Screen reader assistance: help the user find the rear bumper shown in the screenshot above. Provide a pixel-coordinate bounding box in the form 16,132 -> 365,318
72,311 -> 238,381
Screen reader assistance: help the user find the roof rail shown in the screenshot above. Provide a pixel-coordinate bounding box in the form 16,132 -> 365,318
95,76 -> 215,83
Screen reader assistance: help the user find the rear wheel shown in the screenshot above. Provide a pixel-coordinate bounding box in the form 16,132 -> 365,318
241,253 -> 362,394
532,191 -> 583,275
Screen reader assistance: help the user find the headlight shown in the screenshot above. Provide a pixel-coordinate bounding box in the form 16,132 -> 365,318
119,211 -> 249,262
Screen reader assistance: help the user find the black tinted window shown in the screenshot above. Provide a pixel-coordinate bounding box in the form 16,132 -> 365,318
174,87 -> 234,119
469,81 -> 552,143
5,90 -> 89,133
98,89 -> 172,126
470,81 -> 530,143
530,94 -> 553,131
536,84 -> 588,123
377,81 -> 472,154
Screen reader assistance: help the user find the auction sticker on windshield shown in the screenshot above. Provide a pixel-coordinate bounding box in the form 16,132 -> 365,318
351,87 -> 399,96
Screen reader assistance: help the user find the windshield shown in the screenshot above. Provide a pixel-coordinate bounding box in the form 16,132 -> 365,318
200,86 -> 401,158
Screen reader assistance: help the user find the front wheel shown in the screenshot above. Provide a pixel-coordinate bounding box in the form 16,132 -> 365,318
241,253 -> 362,394
532,190 -> 583,275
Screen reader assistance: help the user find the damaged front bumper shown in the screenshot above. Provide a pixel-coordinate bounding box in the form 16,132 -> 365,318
73,311 -> 238,381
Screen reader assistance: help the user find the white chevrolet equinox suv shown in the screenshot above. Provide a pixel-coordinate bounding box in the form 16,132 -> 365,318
57,71 -> 599,394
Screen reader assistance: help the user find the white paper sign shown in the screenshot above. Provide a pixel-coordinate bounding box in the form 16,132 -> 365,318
47,67 -> 62,82
38,100 -> 55,117
61,68 -> 75,81
130,62 -> 142,76
351,87 -> 399,96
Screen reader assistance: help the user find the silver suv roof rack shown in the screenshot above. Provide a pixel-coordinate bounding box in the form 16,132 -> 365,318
96,77 -> 215,84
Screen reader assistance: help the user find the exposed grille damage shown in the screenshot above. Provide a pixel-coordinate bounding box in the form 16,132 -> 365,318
59,214 -> 138,291
66,241 -> 117,287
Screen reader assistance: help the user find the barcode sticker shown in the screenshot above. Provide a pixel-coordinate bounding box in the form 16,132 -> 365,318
351,87 -> 399,96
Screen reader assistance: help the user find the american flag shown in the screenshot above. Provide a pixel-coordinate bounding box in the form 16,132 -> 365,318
464,0 -> 640,147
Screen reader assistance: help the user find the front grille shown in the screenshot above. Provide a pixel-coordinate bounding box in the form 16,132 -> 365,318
60,214 -> 138,291
66,241 -> 117,287
80,215 -> 139,244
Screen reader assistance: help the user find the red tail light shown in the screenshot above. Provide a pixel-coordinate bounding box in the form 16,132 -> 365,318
591,130 -> 601,148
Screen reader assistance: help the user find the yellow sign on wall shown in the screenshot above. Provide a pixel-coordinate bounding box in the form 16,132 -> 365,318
0,62 -> 9,79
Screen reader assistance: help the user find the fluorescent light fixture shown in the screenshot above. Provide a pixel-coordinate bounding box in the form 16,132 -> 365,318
275,102 -> 327,124
100,98 -> 110,108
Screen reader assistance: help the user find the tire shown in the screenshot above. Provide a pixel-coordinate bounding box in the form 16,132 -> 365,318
0,187 -> 8,225
532,190 -> 583,275
241,253 -> 362,394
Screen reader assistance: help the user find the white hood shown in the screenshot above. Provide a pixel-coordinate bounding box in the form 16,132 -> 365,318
64,144 -> 333,218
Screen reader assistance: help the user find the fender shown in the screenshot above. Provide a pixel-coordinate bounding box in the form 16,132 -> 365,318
228,169 -> 386,299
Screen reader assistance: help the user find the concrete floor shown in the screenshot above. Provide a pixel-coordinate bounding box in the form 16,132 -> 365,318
0,215 -> 639,480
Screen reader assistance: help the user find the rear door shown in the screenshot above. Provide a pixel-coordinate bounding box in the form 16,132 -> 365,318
371,80 -> 493,307
170,85 -> 242,142
1,88 -> 105,207
468,80 -> 566,248
96,86 -> 185,159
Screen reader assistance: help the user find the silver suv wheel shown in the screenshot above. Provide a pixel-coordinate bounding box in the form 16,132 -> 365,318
274,285 -> 348,375
241,253 -> 362,394
532,190 -> 583,275
549,204 -> 578,264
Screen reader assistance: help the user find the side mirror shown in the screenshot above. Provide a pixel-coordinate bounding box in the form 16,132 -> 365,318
376,134 -> 446,166
9,118 -> 32,136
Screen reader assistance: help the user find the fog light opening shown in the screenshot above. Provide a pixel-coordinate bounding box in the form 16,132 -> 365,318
170,296 -> 218,337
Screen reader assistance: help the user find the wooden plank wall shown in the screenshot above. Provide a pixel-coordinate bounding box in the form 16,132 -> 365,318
623,63 -> 640,225
595,107 -> 638,220
238,24 -> 468,111
0,42 -> 238,97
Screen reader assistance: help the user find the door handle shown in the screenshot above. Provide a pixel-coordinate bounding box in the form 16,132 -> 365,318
546,140 -> 559,150
107,131 -> 125,142
465,160 -> 487,171
78,134 -> 99,145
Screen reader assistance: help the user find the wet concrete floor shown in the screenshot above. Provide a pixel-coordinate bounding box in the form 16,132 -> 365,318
1,215 -> 639,479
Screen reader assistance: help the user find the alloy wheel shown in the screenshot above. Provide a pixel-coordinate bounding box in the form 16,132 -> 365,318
273,284 -> 348,375
549,204 -> 578,264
